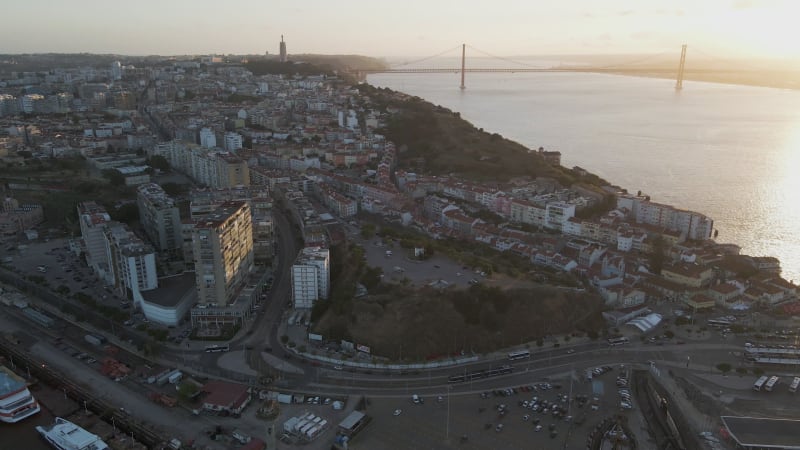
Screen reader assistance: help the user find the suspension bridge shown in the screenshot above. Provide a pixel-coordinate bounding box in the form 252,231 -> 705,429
347,43 -> 747,90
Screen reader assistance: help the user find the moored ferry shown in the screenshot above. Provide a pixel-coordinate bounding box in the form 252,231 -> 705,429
36,417 -> 109,450
0,364 -> 41,423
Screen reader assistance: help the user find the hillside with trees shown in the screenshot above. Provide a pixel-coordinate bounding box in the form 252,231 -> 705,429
358,84 -> 610,188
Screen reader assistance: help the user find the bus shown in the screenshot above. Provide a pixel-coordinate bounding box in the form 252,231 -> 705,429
607,337 -> 630,347
790,377 -> 800,393
753,375 -> 769,391
508,350 -> 531,361
204,344 -> 230,353
765,376 -> 780,392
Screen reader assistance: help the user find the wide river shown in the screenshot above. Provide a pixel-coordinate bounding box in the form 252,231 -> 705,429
369,71 -> 800,284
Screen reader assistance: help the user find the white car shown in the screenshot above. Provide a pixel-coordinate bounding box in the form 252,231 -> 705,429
393,409 -> 402,416
535,425 -> 543,432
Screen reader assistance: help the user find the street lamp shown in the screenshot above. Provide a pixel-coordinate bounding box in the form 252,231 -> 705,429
446,385 -> 451,441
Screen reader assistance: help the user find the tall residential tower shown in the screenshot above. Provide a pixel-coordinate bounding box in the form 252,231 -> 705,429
191,201 -> 254,307
279,35 -> 287,63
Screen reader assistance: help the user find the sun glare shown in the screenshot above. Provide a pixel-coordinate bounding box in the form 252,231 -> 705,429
717,6 -> 800,58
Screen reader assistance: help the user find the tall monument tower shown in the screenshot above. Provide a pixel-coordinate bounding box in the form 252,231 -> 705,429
279,35 -> 287,62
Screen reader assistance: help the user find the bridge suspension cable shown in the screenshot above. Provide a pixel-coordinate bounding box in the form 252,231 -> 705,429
390,45 -> 464,68
464,44 -> 542,68
586,51 -> 673,70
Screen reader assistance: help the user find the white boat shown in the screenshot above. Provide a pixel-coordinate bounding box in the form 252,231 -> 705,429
36,417 -> 109,450
0,364 -> 40,423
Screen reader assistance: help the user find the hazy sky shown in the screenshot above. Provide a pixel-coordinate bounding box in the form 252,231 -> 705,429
3,0 -> 799,59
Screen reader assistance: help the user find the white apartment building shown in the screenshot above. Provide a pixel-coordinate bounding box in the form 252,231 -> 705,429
153,141 -> 249,188
103,222 -> 158,295
545,202 -> 576,232
77,202 -> 112,278
199,127 -> 217,149
291,247 -> 330,309
224,132 -> 243,152
137,183 -> 182,253
618,195 -> 714,241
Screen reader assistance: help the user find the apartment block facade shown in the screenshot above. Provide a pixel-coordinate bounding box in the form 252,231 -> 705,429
291,247 -> 330,309
192,201 -> 254,307
103,222 -> 158,295
137,183 -> 182,254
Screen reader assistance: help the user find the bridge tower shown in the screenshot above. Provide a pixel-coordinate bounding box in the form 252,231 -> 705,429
460,44 -> 466,90
676,44 -> 687,90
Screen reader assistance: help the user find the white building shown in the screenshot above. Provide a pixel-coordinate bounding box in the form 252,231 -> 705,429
617,195 -> 714,241
545,202 -> 576,231
138,273 -> 196,326
199,127 -> 217,149
77,202 -> 112,278
137,183 -> 182,253
111,61 -> 122,80
224,132 -> 243,152
103,222 -> 158,295
291,247 -> 330,309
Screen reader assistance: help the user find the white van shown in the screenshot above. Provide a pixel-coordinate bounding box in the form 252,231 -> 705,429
232,429 -> 251,444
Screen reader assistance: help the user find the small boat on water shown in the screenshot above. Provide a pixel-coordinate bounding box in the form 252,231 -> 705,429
35,417 -> 109,450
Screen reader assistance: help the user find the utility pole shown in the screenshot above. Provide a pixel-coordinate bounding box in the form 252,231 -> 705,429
460,44 -> 466,90
676,44 -> 687,90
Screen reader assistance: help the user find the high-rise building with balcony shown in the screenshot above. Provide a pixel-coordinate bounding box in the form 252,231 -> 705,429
103,222 -> 158,296
192,201 -> 254,307
223,132 -> 243,152
291,247 -> 330,309
137,183 -> 182,254
77,202 -> 112,277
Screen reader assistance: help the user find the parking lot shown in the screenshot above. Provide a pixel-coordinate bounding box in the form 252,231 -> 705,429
1,238 -> 127,307
0,238 -> 195,342
351,366 -> 638,449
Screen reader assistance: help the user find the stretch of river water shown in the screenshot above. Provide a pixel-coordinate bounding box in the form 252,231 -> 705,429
369,71 -> 800,284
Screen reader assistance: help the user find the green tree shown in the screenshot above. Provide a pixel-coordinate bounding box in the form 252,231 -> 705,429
360,223 -> 375,239
147,155 -> 170,171
716,363 -> 732,374
360,266 -> 383,291
111,203 -> 139,224
664,330 -> 675,339
177,381 -> 199,401
162,182 -> 188,197
102,169 -> 125,186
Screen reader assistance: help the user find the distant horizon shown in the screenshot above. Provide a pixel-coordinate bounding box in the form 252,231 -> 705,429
3,51 -> 799,72
3,0 -> 799,60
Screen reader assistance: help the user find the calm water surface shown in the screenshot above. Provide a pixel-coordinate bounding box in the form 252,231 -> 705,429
370,72 -> 800,283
